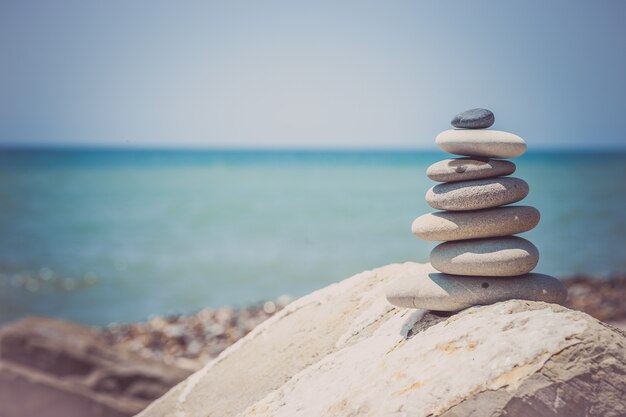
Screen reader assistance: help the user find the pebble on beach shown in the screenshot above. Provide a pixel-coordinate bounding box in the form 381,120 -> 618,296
386,268 -> 566,311
426,158 -> 516,183
426,177 -> 529,211
451,108 -> 495,129
436,129 -> 527,158
412,206 -> 540,241
430,236 -> 540,276
100,296 -> 292,370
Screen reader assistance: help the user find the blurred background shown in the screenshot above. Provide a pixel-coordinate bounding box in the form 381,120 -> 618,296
0,1 -> 625,415
1,0 -> 625,325
1,150 -> 624,325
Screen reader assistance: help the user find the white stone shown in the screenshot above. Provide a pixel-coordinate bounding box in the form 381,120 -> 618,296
412,206 -> 540,241
430,236 -> 539,276
426,158 -> 516,182
385,264 -> 566,310
436,129 -> 527,158
137,262 -> 625,417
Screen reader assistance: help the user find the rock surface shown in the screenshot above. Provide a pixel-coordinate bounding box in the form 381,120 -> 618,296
138,262 -> 626,417
426,177 -> 529,211
94,274 -> 626,371
386,264 -> 565,310
0,316 -> 191,417
451,108 -> 495,129
436,129 -> 527,158
430,236 -> 539,276
412,206 -> 540,241
426,157 -> 515,182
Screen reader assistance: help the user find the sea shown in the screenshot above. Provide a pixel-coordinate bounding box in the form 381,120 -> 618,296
1,149 -> 625,325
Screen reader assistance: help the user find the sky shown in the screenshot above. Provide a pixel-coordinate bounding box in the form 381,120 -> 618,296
1,1 -> 625,149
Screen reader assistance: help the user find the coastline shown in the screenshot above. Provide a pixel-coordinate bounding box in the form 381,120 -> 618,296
99,273 -> 626,371
1,271 -> 624,416
2,149 -> 625,327
100,296 -> 294,371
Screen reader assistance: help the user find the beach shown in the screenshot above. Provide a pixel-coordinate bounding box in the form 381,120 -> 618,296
2,269 -> 624,417
98,273 -> 626,371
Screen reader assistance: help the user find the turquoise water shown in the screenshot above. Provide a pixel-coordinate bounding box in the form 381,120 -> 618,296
1,149 -> 625,325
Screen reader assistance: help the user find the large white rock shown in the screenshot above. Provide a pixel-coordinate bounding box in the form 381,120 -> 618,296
137,263 -> 626,417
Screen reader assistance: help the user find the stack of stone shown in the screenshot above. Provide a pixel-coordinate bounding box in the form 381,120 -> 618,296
386,108 -> 567,311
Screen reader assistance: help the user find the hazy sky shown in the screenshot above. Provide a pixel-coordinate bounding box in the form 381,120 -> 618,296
1,1 -> 625,149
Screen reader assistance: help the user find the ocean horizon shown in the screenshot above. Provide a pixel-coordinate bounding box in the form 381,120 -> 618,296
1,148 -> 625,325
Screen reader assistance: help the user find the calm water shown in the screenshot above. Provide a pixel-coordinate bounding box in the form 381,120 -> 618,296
1,149 -> 625,325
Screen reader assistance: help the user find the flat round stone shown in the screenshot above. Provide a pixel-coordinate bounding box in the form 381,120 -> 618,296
436,129 -> 526,158
385,264 -> 567,311
426,177 -> 529,211
412,206 -> 540,241
426,158 -> 516,182
430,236 -> 539,276
451,108 -> 495,129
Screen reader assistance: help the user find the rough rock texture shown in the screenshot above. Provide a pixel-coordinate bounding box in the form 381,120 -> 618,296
0,316 -> 191,417
93,275 -> 626,370
412,206 -> 540,241
426,177 -> 529,211
138,262 -> 626,417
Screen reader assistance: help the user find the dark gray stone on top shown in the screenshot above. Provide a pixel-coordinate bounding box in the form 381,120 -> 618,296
451,108 -> 495,129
